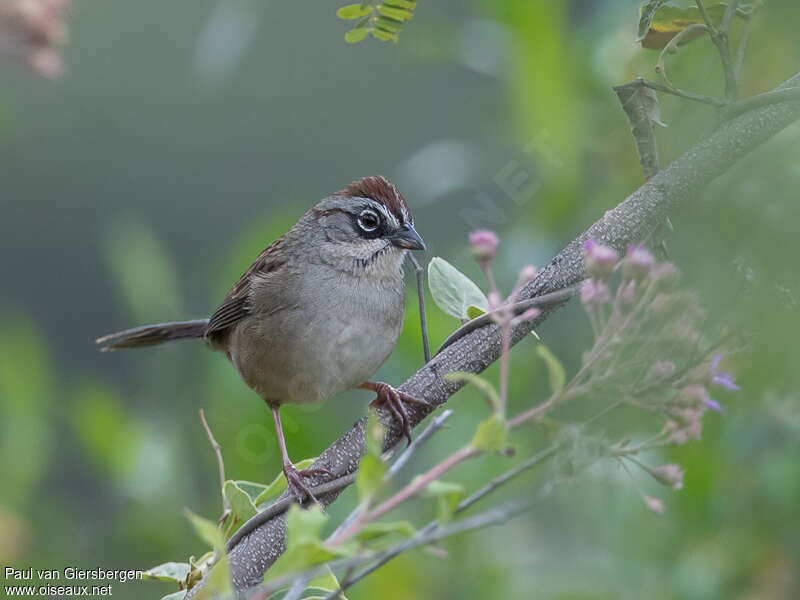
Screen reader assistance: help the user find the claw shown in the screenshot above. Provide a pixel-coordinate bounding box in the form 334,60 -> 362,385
366,382 -> 427,446
283,463 -> 325,504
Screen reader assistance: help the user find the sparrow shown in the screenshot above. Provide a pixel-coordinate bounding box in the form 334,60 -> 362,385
96,176 -> 427,501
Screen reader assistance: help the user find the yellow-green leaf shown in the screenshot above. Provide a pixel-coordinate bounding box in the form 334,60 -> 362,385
223,480 -> 258,521
337,4 -> 373,19
345,27 -> 370,43
356,453 -> 386,504
383,0 -> 416,9
377,5 -> 412,21
421,480 -> 465,523
143,562 -> 191,583
185,509 -> 224,550
470,415 -> 507,453
537,345 -> 565,396
445,371 -> 499,412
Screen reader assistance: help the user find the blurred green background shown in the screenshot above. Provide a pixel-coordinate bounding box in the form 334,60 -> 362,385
1,0 -> 799,598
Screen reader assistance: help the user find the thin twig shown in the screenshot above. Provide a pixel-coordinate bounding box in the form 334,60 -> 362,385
254,497 -> 539,600
226,473 -> 357,552
408,253 -> 431,364
656,23 -> 709,92
328,445 -> 477,546
327,409 -> 454,543
387,409 -> 454,478
199,409 -> 230,525
456,443 -> 560,513
630,78 -> 725,108
694,0 -> 738,100
437,284 -> 582,355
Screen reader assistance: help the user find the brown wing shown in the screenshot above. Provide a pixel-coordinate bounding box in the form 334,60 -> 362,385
206,237 -> 288,337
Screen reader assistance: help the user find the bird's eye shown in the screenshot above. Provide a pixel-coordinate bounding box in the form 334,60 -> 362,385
358,209 -> 380,232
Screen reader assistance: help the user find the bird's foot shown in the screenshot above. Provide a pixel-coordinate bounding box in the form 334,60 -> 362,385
367,381 -> 427,446
283,463 -> 331,504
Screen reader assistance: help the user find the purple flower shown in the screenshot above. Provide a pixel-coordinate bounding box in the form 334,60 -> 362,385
711,354 -> 740,391
469,230 -> 499,262
583,240 -> 618,277
702,397 -> 725,413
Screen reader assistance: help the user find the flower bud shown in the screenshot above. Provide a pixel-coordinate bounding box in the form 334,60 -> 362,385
645,360 -> 676,384
651,464 -> 684,490
623,244 -> 655,279
643,495 -> 665,515
520,264 -> 537,282
580,279 -> 610,305
583,240 -> 618,278
469,230 -> 499,262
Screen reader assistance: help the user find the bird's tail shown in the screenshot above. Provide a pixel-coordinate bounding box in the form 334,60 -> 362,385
95,319 -> 209,351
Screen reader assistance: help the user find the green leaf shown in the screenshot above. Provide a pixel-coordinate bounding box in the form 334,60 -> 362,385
383,0 -> 416,9
445,371 -> 499,412
223,480 -> 258,521
254,457 -> 318,506
421,480 -> 465,523
470,415 -> 507,453
356,453 -> 386,504
185,509 -> 224,550
345,27 -> 370,43
143,562 -> 191,583
287,504 -> 328,547
637,0 -> 671,41
428,257 -> 489,320
638,2 -> 737,49
372,27 -> 399,42
466,305 -> 485,319
537,345 -> 566,396
268,505 -> 355,580
376,16 -> 404,32
377,5 -> 412,21
194,556 -> 231,600
307,566 -> 350,599
337,4 -> 373,19
355,521 -> 416,541
365,408 -> 385,457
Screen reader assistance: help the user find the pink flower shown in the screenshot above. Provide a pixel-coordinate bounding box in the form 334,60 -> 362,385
624,244 -> 655,279
469,230 -> 499,262
583,240 -> 618,277
643,495 -> 665,515
520,264 -> 537,282
580,279 -> 610,305
651,464 -> 684,490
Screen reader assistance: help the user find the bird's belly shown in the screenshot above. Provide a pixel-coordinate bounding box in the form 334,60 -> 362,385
230,280 -> 404,406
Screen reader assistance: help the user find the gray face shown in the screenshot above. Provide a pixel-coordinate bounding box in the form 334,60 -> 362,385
306,195 -> 425,274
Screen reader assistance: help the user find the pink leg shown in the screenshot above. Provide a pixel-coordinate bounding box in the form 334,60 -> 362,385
270,405 -> 329,503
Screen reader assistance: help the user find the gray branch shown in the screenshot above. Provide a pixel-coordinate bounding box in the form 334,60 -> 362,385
187,70 -> 800,598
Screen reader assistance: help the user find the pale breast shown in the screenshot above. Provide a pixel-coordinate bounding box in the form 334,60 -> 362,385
228,261 -> 406,406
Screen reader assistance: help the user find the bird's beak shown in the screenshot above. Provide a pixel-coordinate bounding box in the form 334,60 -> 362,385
391,224 -> 426,251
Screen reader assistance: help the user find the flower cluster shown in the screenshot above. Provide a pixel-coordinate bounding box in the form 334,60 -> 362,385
0,0 -> 69,78
577,241 -> 740,513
